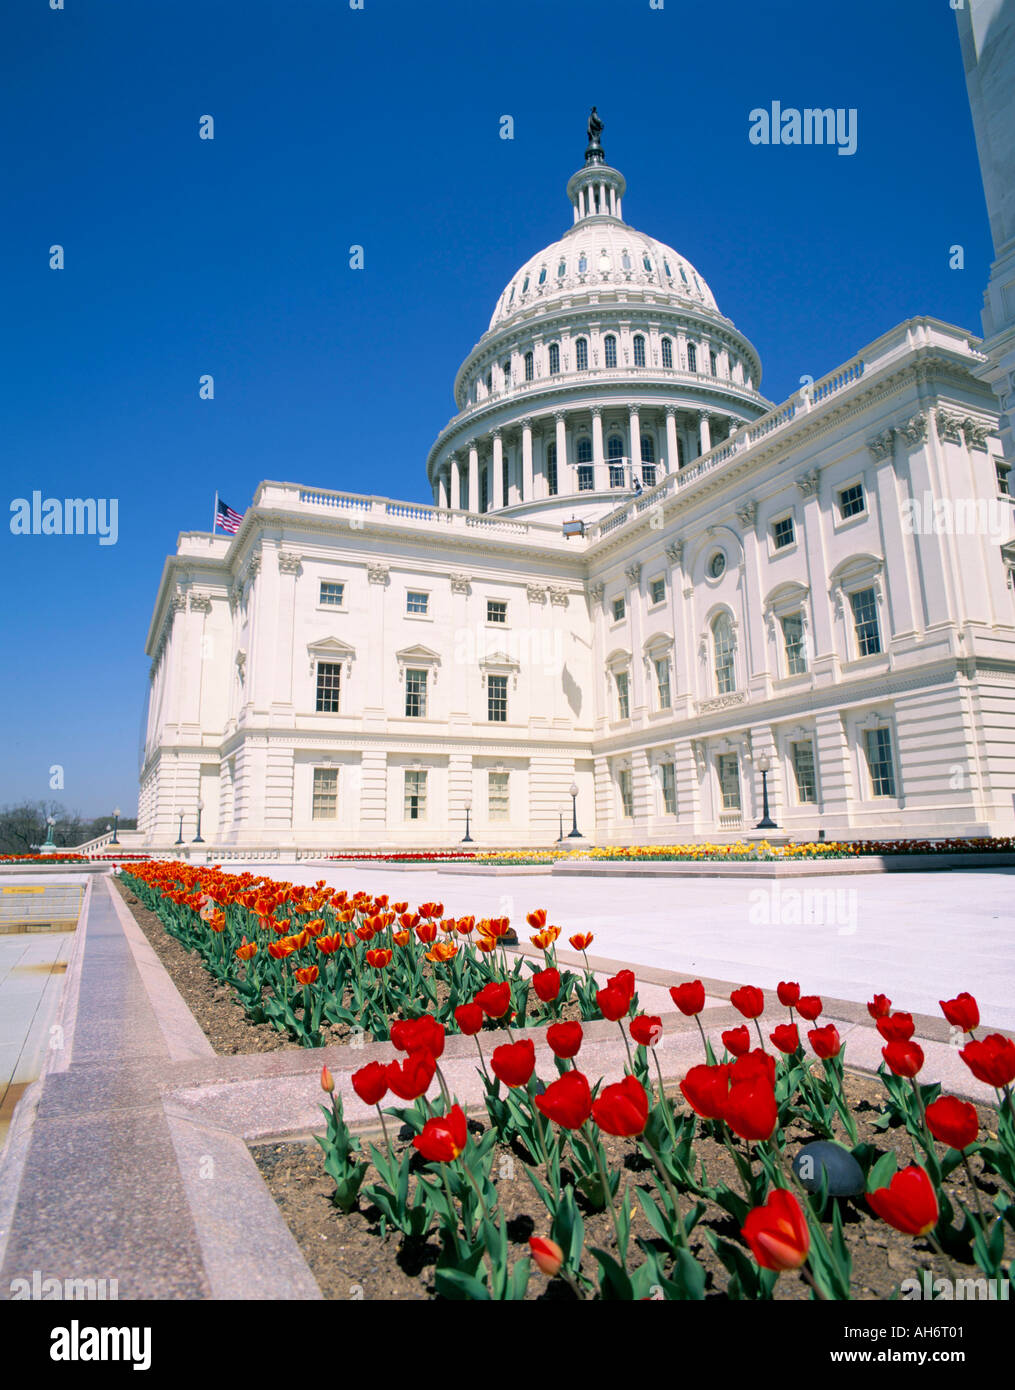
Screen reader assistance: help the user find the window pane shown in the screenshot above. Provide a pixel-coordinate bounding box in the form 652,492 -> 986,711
406,591 -> 429,614
488,674 -> 508,722
312,767 -> 338,819
404,769 -> 427,820
850,588 -> 882,656
839,483 -> 865,518
619,768 -> 633,817
791,742 -> 817,803
577,437 -> 592,463
713,615 -> 736,693
604,335 -> 617,368
650,578 -> 665,604
405,669 -> 427,717
660,762 -> 676,814
661,338 -> 673,368
633,335 -> 646,367
549,343 -> 560,375
320,581 -> 344,606
576,338 -> 588,370
612,597 -> 625,621
488,770 -> 509,821
654,657 -> 671,708
578,464 -> 594,490
616,671 -> 629,719
687,343 -> 697,372
717,754 -> 741,810
772,516 -> 795,549
316,662 -> 341,713
781,614 -> 807,675
486,600 -> 507,623
864,728 -> 896,797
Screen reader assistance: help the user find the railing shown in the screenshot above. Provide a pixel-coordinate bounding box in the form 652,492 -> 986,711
294,488 -> 564,540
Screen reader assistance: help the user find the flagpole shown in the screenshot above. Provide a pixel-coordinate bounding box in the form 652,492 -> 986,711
213,490 -> 218,534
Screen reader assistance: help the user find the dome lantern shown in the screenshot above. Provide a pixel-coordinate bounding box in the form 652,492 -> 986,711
566,107 -> 625,224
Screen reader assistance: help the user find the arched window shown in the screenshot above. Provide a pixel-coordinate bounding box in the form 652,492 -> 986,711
621,250 -> 632,270
524,351 -> 534,382
502,359 -> 511,386
633,334 -> 646,367
710,349 -> 718,375
508,285 -> 515,304
687,342 -> 698,373
712,614 -> 736,695
546,441 -> 558,495
604,334 -> 617,369
577,436 -> 594,491
661,337 -> 673,369
548,343 -> 560,375
678,266 -> 688,284
578,253 -> 588,273
575,337 -> 588,371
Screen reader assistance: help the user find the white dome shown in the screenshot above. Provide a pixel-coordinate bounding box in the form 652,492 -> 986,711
489,221 -> 719,332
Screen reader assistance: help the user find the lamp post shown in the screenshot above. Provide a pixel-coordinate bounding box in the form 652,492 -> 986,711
175,810 -> 185,846
111,806 -> 121,845
43,815 -> 56,849
567,781 -> 582,838
193,798 -> 205,844
558,809 -> 565,842
461,799 -> 474,844
755,756 -> 778,830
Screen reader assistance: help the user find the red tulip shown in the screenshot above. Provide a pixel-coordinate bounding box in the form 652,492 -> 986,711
868,1165 -> 939,1236
796,995 -> 822,1022
777,982 -> 800,1007
722,1026 -> 751,1058
876,1012 -> 915,1043
365,948 -> 392,970
730,985 -> 764,1019
925,1096 -> 978,1151
413,1104 -> 468,1162
490,1039 -> 536,1089
531,968 -> 561,1003
630,1014 -> 663,1047
529,1236 -> 563,1276
534,1070 -> 592,1129
386,1048 -> 436,1100
882,1040 -> 924,1078
867,993 -> 892,1019
596,985 -> 630,1021
592,1074 -> 649,1137
742,1189 -> 810,1271
351,1060 -> 389,1106
608,969 -> 636,1004
680,1063 -> 730,1120
474,981 -> 512,1019
454,1003 -> 484,1036
770,1023 -> 800,1054
725,1078 -> 778,1142
731,1050 -> 776,1087
670,980 -> 705,1016
940,993 -> 979,1034
546,1021 -> 583,1060
390,1016 -> 445,1059
808,1025 -> 841,1059
960,1033 -> 1015,1088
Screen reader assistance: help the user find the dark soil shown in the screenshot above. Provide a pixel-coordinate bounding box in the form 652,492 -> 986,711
251,1074 -> 1013,1301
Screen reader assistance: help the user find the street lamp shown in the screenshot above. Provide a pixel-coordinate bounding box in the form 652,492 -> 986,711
558,809 -> 565,842
193,798 -> 205,844
111,806 -> 121,845
567,781 -> 582,838
755,755 -> 778,830
461,799 -> 474,844
175,810 -> 185,846
43,815 -> 56,849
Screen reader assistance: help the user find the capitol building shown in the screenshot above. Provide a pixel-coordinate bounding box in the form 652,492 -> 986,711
139,110 -> 1015,851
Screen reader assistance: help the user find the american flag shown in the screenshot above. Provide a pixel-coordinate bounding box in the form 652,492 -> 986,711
215,497 -> 243,535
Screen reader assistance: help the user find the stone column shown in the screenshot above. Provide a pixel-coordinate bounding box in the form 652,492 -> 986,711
492,430 -> 504,511
665,406 -> 679,471
591,406 -> 604,488
437,471 -> 448,508
555,411 -> 570,493
450,454 -> 461,510
468,440 -> 480,513
521,418 -> 533,501
628,406 -> 641,481
699,413 -> 712,455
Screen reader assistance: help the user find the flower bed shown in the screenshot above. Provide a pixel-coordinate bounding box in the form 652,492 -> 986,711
0,853 -> 89,864
478,836 -> 1015,864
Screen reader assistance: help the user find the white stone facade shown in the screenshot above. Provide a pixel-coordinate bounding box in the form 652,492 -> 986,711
139,128 -> 1015,850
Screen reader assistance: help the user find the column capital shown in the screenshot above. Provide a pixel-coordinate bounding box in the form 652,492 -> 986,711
553,408 -> 567,422
664,404 -> 677,419
591,404 -> 604,417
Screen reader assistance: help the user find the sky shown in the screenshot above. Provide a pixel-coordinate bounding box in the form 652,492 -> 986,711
0,0 -> 994,818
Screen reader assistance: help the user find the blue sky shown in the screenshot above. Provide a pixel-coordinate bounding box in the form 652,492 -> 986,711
0,0 -> 992,817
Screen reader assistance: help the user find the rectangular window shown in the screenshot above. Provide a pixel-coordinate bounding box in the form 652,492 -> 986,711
717,754 -> 741,811
406,590 -> 429,615
405,669 -> 428,718
838,483 -> 865,519
488,770 -> 509,821
315,661 -> 341,713
660,761 -> 677,815
546,451 -> 558,495
772,515 -> 796,550
404,769 -> 427,820
578,464 -> 594,491
654,657 -> 671,709
996,461 -> 1011,497
486,599 -> 507,624
791,741 -> 817,803
612,597 -> 626,622
650,577 -> 666,605
850,587 -> 882,657
864,727 -> 897,798
709,350 -> 718,375
618,768 -> 633,818
319,580 -> 344,607
781,614 -> 807,675
488,673 -> 508,722
616,670 -> 630,720
312,767 -> 338,820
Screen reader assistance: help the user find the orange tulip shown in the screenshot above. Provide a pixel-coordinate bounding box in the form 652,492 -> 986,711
392,929 -> 412,947
365,948 -> 393,969
526,908 -> 548,929
415,922 -> 438,944
234,939 -> 258,961
569,933 -> 594,951
293,965 -> 319,985
426,942 -> 458,963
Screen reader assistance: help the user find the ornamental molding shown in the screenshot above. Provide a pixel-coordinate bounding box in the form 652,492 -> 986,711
277,551 -> 303,574
449,572 -> 472,594
586,582 -> 604,602
795,468 -> 820,497
307,636 -> 356,677
526,583 -> 548,603
867,428 -> 895,462
736,500 -> 757,527
245,554 -> 261,582
170,589 -> 188,613
367,563 -> 390,585
189,593 -> 213,613
664,540 -> 684,565
962,417 -> 991,450
479,649 -> 521,690
395,644 -> 441,683
935,410 -> 965,445
696,691 -> 749,714
898,412 -> 928,446
548,585 -> 570,607
624,562 -> 642,585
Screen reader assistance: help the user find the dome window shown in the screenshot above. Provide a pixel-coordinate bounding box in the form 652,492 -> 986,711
607,435 -> 624,459
641,435 -> 655,462
661,337 -> 673,369
557,260 -> 566,278
486,371 -> 493,393
710,350 -> 718,375
575,337 -> 588,371
578,253 -> 588,273
663,259 -> 673,277
642,255 -> 653,274
508,285 -> 515,304
538,267 -> 547,285
577,438 -> 593,464
687,343 -> 698,373
548,343 -> 560,376
604,334 -> 617,369
522,275 -> 530,294
621,250 -> 632,270
599,250 -> 611,270
524,351 -> 534,382
678,266 -> 688,284
503,359 -> 512,384
633,334 -> 646,368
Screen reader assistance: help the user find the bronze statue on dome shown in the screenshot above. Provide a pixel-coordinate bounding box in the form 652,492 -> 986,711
587,107 -> 604,145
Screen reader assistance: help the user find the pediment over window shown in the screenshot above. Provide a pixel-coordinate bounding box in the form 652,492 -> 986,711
605,646 -> 632,671
642,630 -> 674,658
396,644 -> 442,682
479,649 -> 521,688
308,636 -> 356,674
763,581 -> 809,613
828,553 -> 883,590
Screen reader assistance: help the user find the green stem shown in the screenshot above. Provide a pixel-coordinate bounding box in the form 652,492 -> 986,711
642,1136 -> 688,1249
618,1020 -> 635,1073
651,1047 -> 677,1142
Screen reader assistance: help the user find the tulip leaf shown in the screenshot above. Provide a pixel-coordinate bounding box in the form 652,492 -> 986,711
867,1150 -> 898,1192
